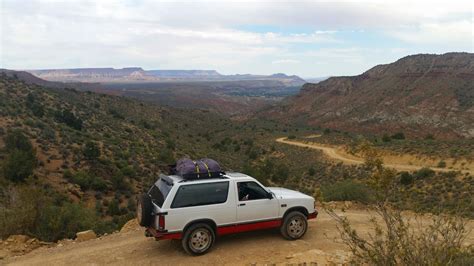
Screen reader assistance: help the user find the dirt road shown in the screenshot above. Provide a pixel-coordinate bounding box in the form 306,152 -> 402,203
4,206 -> 474,265
4,209 -> 354,265
276,137 -> 474,174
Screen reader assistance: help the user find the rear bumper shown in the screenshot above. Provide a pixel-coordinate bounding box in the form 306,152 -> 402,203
308,210 -> 318,220
146,227 -> 182,240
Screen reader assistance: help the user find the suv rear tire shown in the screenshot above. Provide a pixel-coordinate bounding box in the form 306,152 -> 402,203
182,223 -> 215,255
280,211 -> 308,240
137,193 -> 153,227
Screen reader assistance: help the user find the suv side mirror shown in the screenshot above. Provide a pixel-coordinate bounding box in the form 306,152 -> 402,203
267,192 -> 273,199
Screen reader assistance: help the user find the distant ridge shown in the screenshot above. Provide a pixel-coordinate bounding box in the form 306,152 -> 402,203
262,52 -> 474,139
26,68 -> 306,85
0,69 -> 103,91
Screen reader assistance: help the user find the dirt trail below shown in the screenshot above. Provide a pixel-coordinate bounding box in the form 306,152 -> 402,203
5,207 -> 474,266
276,137 -> 474,174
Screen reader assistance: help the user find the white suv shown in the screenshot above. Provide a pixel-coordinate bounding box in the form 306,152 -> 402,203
137,172 -> 317,255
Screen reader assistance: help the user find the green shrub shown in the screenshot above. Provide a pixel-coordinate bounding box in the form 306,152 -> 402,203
0,186 -> 47,238
65,171 -> 107,191
0,186 -> 115,242
382,134 -> 391,142
437,161 -> 447,168
107,199 -> 121,216
83,141 -> 100,160
399,172 -> 414,185
248,149 -> 258,160
25,93 -> 45,117
111,172 -> 129,191
158,148 -> 175,164
3,150 -> 36,182
120,165 -> 136,178
3,131 -> 36,182
273,164 -> 290,183
55,109 -> 83,130
414,167 -> 435,179
4,130 -> 33,153
165,139 -> 176,150
308,167 -> 316,176
322,180 -> 372,203
108,109 -> 124,119
391,132 -> 405,140
288,135 -> 296,139
35,202 -> 97,242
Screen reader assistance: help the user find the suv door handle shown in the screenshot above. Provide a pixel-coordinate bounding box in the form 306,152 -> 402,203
238,203 -> 246,206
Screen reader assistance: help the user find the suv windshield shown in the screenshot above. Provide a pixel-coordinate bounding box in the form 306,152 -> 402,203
148,176 -> 173,207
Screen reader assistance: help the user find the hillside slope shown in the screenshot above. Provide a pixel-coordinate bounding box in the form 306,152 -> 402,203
0,72 -> 277,241
264,53 -> 474,139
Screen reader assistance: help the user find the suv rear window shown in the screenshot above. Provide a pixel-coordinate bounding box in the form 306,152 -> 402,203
171,182 -> 229,208
149,176 -> 173,207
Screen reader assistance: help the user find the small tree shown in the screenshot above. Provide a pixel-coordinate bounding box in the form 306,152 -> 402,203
5,130 -> 33,153
55,109 -> 83,130
2,130 -> 36,182
399,172 -> 414,186
3,150 -> 36,182
83,141 -> 100,160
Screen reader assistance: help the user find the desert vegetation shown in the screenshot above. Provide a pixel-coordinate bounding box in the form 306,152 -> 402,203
1,73 -> 473,244
325,143 -> 474,265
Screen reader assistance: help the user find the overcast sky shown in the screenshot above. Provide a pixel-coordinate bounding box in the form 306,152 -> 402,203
1,0 -> 473,77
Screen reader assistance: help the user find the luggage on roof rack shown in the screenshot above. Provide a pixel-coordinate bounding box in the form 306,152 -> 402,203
170,158 -> 223,179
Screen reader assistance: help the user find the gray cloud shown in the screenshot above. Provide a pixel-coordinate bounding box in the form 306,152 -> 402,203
1,0 -> 472,76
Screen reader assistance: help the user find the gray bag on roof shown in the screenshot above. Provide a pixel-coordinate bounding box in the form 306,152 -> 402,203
172,158 -> 222,179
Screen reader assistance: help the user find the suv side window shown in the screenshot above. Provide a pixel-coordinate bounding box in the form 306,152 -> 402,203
238,181 -> 268,201
171,182 -> 229,208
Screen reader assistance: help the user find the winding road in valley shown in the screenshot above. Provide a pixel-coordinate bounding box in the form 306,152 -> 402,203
276,137 -> 474,174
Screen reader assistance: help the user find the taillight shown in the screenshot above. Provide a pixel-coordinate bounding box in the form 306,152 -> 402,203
158,215 -> 165,231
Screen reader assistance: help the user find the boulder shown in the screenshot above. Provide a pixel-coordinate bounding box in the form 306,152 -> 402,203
75,230 -> 96,242
120,219 -> 139,233
1,235 -> 42,258
6,235 -> 29,244
67,183 -> 83,198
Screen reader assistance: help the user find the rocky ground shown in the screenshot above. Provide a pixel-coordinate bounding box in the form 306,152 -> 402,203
2,203 -> 473,265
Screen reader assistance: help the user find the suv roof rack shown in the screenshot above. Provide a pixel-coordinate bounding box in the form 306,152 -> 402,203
178,172 -> 228,183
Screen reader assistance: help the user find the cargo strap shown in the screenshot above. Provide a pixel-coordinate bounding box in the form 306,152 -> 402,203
192,160 -> 200,178
192,160 -> 211,178
202,162 -> 211,177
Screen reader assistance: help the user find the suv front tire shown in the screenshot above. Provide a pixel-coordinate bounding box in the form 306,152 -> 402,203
280,211 -> 308,240
182,223 -> 215,255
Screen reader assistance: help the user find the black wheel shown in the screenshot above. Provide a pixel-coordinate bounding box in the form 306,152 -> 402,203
280,211 -> 308,240
182,223 -> 215,256
137,193 -> 153,227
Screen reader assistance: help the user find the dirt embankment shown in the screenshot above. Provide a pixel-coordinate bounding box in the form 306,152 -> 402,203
4,205 -> 474,266
276,137 -> 474,174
